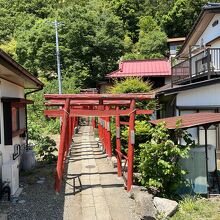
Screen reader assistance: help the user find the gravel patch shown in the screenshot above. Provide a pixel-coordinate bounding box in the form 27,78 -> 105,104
0,163 -> 65,220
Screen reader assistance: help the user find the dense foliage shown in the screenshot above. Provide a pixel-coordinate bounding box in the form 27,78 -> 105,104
109,78 -> 155,170
27,76 -> 80,136
139,122 -> 195,197
1,0 -> 218,87
109,78 -> 194,196
29,131 -> 58,164
26,76 -> 80,161
109,77 -> 152,94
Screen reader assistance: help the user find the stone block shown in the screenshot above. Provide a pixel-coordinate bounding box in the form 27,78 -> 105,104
153,197 -> 178,217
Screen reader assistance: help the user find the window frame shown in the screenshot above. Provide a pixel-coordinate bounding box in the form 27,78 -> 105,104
1,98 -> 31,145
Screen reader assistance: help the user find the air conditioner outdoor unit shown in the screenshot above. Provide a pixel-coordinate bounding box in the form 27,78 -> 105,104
2,160 -> 19,195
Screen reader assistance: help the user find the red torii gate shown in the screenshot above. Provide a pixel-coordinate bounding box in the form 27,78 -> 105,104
44,93 -> 154,193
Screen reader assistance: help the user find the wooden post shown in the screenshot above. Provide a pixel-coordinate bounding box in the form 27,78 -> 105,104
103,117 -> 107,152
127,99 -> 136,192
92,117 -> 96,129
62,114 -> 69,172
100,117 -> 105,150
207,48 -> 211,80
189,46 -> 192,83
72,117 -> 76,137
101,118 -> 104,148
106,119 -> 112,157
69,117 -> 72,146
204,125 -> 209,197
105,106 -> 112,157
98,117 -> 101,141
55,99 -> 70,193
116,106 -> 122,176
100,118 -> 103,147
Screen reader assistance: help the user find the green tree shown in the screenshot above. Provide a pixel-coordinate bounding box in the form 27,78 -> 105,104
110,0 -> 147,41
60,0 -> 124,86
110,77 -> 152,93
123,16 -> 167,60
15,1 -> 124,87
160,0 -> 213,37
139,122 -> 194,197
0,0 -> 59,43
27,76 -> 80,138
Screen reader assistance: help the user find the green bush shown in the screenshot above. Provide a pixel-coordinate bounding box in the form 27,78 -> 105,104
170,196 -> 220,220
109,77 -> 156,171
109,77 -> 152,94
27,76 -> 80,137
28,124 -> 58,164
119,120 -> 152,170
138,122 -> 194,197
26,77 -> 81,164
30,134 -> 58,164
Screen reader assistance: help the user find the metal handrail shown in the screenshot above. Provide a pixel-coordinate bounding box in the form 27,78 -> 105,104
172,48 -> 220,84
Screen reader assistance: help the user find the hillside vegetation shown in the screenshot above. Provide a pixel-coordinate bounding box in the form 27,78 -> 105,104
0,0 -> 218,88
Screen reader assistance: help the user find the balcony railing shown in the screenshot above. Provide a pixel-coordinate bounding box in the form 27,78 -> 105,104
172,48 -> 220,85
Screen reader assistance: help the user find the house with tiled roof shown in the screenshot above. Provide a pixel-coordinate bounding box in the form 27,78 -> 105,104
98,59 -> 171,93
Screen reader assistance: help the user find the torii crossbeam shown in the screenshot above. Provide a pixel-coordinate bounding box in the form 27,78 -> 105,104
44,93 -> 154,193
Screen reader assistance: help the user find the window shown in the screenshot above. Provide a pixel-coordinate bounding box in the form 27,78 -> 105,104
12,107 -> 20,132
3,102 -> 12,145
212,20 -> 219,27
3,100 -> 27,145
11,104 -> 26,138
170,45 -> 177,55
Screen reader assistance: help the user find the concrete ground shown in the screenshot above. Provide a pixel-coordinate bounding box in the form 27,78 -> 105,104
63,126 -> 139,220
0,126 -> 139,220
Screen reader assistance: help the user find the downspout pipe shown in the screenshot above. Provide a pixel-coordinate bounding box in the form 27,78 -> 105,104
24,87 -> 43,148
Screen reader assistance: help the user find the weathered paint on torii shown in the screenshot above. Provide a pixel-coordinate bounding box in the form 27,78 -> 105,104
44,93 -> 154,193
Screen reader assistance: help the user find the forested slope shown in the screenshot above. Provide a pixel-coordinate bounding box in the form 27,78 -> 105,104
0,0 -> 217,88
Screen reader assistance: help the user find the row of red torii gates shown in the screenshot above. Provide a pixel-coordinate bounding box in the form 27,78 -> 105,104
44,93 -> 154,193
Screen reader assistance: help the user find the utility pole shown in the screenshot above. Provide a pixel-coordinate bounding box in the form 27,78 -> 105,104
54,20 -> 62,94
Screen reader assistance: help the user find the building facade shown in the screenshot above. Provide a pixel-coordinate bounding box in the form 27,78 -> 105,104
157,3 -> 220,158
0,49 -> 43,195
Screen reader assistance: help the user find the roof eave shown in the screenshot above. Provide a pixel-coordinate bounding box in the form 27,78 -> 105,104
0,49 -> 44,89
157,77 -> 220,96
177,6 -> 220,58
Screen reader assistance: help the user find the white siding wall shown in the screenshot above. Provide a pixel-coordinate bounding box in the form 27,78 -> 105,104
179,110 -> 198,144
212,41 -> 220,48
0,79 -> 25,194
1,78 -> 24,98
196,14 -> 220,47
177,83 -> 220,107
176,84 -> 219,158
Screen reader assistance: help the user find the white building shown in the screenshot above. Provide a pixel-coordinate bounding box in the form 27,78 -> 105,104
157,3 -> 220,158
0,49 -> 43,196
172,3 -> 220,85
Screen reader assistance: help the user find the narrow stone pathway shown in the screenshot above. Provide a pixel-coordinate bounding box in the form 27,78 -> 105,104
63,126 -> 139,220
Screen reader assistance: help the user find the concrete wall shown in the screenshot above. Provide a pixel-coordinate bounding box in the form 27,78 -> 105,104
176,83 -> 220,107
0,78 -> 25,195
